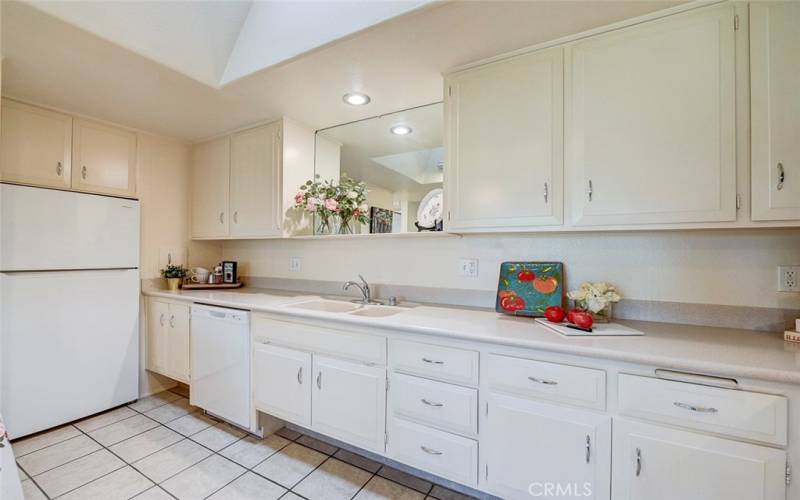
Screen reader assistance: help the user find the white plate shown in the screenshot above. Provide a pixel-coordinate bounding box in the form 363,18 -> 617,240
417,188 -> 443,229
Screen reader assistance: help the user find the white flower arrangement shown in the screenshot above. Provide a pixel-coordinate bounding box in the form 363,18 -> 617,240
567,282 -> 622,313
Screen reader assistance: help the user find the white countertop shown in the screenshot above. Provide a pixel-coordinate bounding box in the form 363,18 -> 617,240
143,286 -> 800,385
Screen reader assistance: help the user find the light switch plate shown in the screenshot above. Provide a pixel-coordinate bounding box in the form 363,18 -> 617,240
458,258 -> 479,278
778,266 -> 800,292
290,257 -> 301,272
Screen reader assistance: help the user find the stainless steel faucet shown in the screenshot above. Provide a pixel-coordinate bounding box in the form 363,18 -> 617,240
343,275 -> 379,305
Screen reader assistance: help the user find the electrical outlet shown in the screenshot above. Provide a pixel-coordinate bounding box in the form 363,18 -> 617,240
778,266 -> 800,292
290,257 -> 301,272
458,258 -> 479,278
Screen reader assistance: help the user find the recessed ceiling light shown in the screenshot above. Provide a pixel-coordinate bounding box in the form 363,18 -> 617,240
343,93 -> 370,106
390,125 -> 413,136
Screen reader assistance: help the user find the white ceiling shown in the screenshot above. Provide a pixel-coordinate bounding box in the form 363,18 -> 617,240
1,0 -> 681,141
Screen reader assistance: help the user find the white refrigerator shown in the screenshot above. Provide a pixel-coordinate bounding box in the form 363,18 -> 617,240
0,184 -> 140,439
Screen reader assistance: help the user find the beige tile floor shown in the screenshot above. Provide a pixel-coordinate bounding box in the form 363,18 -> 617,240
13,388 -> 477,500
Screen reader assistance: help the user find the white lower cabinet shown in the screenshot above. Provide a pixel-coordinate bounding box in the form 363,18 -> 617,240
253,342 -> 311,427
146,298 -> 190,384
388,417 -> 478,487
483,392 -> 611,500
612,418 -> 787,500
311,355 -> 387,453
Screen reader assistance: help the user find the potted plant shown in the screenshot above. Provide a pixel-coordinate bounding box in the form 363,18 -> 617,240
161,264 -> 188,291
294,174 -> 370,235
567,282 -> 621,323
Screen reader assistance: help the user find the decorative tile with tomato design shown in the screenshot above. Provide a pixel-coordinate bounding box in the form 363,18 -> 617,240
495,262 -> 564,317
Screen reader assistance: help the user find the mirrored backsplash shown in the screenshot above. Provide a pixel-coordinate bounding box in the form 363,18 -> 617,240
311,102 -> 444,236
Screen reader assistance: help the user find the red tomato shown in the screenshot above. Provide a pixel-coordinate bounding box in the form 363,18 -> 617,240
517,270 -> 536,282
500,294 -> 526,312
566,309 -> 582,324
572,311 -> 594,329
544,306 -> 566,323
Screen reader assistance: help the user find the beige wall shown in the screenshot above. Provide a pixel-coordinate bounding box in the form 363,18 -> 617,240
223,229 -> 800,310
138,133 -> 221,278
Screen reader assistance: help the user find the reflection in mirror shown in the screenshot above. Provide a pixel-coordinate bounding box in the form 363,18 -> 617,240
312,102 -> 443,235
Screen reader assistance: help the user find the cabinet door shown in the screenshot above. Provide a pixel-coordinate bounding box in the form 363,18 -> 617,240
166,303 -> 190,384
751,2 -> 800,221
566,5 -> 736,226
484,393 -> 610,500
191,137 -> 230,238
253,343 -> 312,427
445,47 -> 563,231
312,355 -> 386,453
612,418 -> 786,500
230,122 -> 282,237
72,119 -> 137,197
1,99 -> 72,189
146,299 -> 169,375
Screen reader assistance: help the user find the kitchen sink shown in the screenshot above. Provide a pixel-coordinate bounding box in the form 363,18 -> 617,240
289,300 -> 360,313
349,306 -> 405,318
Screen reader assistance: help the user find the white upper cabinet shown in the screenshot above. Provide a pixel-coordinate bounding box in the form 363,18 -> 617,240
565,4 -> 737,226
445,47 -> 564,231
612,418 -> 786,500
72,119 -> 137,198
750,1 -> 800,221
1,99 -> 73,189
230,122 -> 282,237
191,136 -> 230,238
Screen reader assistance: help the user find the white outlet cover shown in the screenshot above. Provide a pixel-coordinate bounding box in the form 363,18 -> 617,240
290,257 -> 301,272
778,266 -> 800,292
458,258 -> 478,277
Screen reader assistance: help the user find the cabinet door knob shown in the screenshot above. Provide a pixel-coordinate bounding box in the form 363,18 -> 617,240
635,448 -> 642,477
777,162 -> 785,190
316,371 -> 322,390
588,179 -> 593,201
219,212 -> 224,224
82,165 -> 88,180
297,367 -> 303,385
56,161 -> 63,176
585,435 -> 591,463
543,182 -> 549,203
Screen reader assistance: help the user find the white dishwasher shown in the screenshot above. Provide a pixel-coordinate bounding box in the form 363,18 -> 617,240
190,304 -> 251,430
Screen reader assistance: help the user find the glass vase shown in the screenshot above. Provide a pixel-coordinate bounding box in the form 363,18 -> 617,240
315,215 -> 333,235
337,215 -> 354,234
574,300 -> 612,323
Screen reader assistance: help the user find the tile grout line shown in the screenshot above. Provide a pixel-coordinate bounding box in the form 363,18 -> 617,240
17,463 -> 52,500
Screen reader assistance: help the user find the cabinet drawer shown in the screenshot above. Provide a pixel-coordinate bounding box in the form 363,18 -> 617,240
252,315 -> 386,365
388,417 -> 478,487
618,374 -> 788,446
389,339 -> 478,386
487,354 -> 605,410
391,373 -> 478,435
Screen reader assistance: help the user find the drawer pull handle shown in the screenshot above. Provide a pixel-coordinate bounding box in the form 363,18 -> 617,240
297,367 -> 303,385
777,162 -> 785,190
420,445 -> 443,456
169,315 -> 175,328
635,448 -> 642,477
585,435 -> 591,463
316,371 -> 322,390
673,402 -> 718,414
255,337 -> 271,345
421,398 -> 444,407
159,313 -> 165,327
528,376 -> 558,386
422,357 -> 444,365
